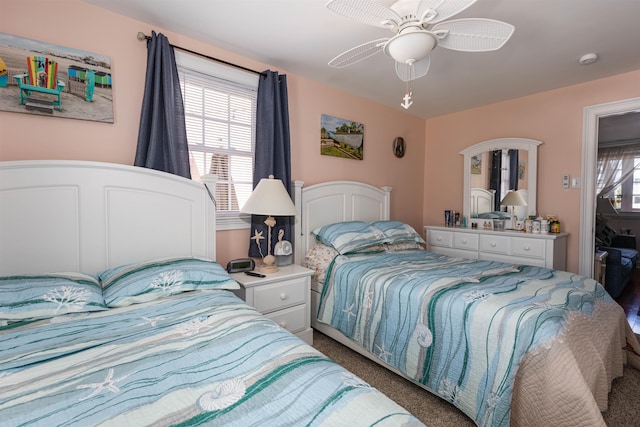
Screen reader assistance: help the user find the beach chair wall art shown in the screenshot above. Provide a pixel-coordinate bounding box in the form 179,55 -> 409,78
13,56 -> 65,112
0,56 -> 7,87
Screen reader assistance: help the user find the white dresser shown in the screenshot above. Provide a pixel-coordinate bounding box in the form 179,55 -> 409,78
425,226 -> 568,270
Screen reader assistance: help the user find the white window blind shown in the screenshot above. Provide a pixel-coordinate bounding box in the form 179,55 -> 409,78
176,54 -> 258,230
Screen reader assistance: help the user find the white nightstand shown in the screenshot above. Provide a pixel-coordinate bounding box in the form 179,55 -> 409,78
230,264 -> 313,345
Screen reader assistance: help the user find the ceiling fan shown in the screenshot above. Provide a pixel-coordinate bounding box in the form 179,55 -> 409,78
327,0 -> 515,107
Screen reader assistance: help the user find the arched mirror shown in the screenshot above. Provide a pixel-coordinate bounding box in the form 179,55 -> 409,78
461,138 -> 541,221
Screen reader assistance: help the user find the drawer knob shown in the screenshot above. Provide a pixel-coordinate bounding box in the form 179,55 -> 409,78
523,246 -> 530,251
490,242 -> 497,247
462,239 -> 468,244
280,293 -> 288,300
437,236 -> 443,241
279,321 -> 287,328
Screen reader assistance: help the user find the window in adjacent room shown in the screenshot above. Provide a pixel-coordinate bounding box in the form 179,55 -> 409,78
596,147 -> 640,212
175,51 -> 259,230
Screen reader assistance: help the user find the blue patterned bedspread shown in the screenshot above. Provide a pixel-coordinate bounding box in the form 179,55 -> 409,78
0,291 -> 423,426
317,250 -> 612,427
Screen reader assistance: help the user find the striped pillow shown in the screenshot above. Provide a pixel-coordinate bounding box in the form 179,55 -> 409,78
312,221 -> 388,254
371,221 -> 426,244
99,257 -> 239,308
0,273 -> 107,321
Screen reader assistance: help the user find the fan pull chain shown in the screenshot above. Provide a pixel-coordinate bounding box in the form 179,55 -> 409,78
401,74 -> 413,110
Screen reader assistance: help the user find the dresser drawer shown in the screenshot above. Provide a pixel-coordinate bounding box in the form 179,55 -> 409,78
425,226 -> 567,270
428,229 -> 453,248
511,237 -> 545,259
264,304 -> 306,334
479,234 -> 510,254
453,232 -> 479,251
253,278 -> 306,314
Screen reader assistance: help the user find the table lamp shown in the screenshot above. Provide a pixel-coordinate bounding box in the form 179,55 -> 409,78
240,175 -> 296,273
500,190 -> 528,219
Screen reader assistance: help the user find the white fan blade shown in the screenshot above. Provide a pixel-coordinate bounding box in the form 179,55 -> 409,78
326,0 -> 402,29
417,0 -> 477,24
432,18 -> 515,51
395,56 -> 431,82
329,38 -> 388,67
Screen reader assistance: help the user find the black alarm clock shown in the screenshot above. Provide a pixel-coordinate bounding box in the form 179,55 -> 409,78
226,258 -> 255,273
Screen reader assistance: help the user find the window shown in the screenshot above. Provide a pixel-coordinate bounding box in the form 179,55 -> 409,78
612,157 -> 640,211
499,149 -> 511,202
175,52 -> 259,230
596,145 -> 640,213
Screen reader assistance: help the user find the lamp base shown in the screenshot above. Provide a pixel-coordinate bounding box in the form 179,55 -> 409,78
257,263 -> 278,274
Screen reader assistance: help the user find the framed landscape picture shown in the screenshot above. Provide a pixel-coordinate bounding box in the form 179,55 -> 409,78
0,32 -> 113,123
471,154 -> 482,174
320,114 -> 364,160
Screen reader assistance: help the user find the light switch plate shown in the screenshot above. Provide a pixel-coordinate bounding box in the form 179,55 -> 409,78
571,177 -> 581,188
562,174 -> 570,189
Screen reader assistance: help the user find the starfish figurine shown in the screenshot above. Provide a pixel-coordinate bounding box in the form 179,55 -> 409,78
251,229 -> 265,258
250,229 -> 264,244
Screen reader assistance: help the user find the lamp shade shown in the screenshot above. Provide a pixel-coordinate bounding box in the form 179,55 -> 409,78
500,190 -> 528,207
240,175 -> 296,216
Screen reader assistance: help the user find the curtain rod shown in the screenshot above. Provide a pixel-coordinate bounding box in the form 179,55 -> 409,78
137,32 -> 263,76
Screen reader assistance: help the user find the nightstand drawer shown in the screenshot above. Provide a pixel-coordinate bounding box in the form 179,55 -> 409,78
253,278 -> 306,314
264,305 -> 306,334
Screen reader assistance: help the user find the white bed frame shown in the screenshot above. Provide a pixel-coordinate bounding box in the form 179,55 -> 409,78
292,180 -> 406,371
292,179 -> 639,426
0,160 -> 217,276
292,180 -> 391,264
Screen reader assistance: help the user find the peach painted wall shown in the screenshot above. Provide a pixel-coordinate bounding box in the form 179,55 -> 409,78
424,70 -> 640,273
0,0 -> 425,268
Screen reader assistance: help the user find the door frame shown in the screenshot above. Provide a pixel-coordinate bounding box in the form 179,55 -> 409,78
579,97 -> 640,277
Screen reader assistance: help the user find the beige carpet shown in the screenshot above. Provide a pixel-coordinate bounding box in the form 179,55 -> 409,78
312,330 -> 640,426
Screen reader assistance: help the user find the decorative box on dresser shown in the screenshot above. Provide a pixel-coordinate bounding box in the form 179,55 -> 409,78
425,226 -> 568,270
230,264 -> 314,344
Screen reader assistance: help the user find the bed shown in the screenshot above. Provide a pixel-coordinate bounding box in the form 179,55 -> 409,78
0,161 -> 423,426
293,179 -> 640,427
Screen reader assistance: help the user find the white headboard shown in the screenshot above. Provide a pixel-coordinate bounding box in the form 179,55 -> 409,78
0,161 -> 217,276
470,187 -> 496,216
292,180 -> 391,263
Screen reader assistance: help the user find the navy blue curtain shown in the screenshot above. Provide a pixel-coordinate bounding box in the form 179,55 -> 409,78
489,150 -> 502,211
134,31 -> 191,179
508,149 -> 519,191
248,71 -> 292,258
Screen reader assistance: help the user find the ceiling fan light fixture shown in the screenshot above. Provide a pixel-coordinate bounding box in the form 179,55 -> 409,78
384,30 -> 436,64
327,0 -> 514,89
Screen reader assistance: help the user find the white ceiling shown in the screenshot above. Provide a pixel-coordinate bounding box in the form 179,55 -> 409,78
83,0 -> 640,120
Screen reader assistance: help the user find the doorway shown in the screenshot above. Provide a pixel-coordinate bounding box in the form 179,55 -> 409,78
579,97 -> 640,277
